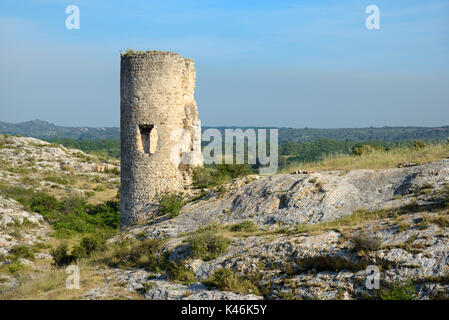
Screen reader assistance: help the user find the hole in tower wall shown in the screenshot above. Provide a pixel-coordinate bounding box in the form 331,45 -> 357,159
138,124 -> 157,155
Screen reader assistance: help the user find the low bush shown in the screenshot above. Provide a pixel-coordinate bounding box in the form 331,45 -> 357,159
105,167 -> 120,175
59,164 -> 73,172
50,243 -> 76,267
351,233 -> 382,251
30,192 -> 59,215
42,171 -> 75,185
380,280 -> 417,300
205,268 -> 260,295
296,254 -> 370,272
6,260 -> 24,275
94,185 -> 106,192
352,144 -> 382,156
51,235 -> 107,267
166,261 -> 195,283
50,199 -> 120,238
71,236 -> 106,259
216,164 -> 253,179
230,220 -> 258,233
192,164 -> 253,189
0,186 -> 120,238
412,140 -> 426,150
9,245 -> 35,260
158,192 -> 184,218
192,167 -> 227,189
143,281 -> 154,292
188,232 -> 231,261
434,216 -> 449,228
109,239 -> 166,271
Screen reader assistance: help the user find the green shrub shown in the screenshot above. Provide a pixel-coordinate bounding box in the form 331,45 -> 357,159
216,185 -> 227,194
6,260 -> 24,274
380,280 -> 417,300
60,164 -> 73,171
412,140 -> 426,150
143,281 -> 154,292
71,236 -> 106,259
188,232 -> 231,261
6,166 -> 31,175
400,200 -> 420,212
9,245 -> 35,260
94,185 -> 106,192
158,192 -> 184,218
20,176 -> 37,186
42,171 -> 75,185
51,236 -> 105,266
109,239 -> 165,271
351,233 -> 381,251
398,222 -> 410,232
433,216 -> 449,228
352,144 -> 378,156
94,199 -> 120,225
206,268 -> 260,295
47,138 -> 120,158
47,198 -> 119,238
192,164 -> 252,189
230,220 -> 258,233
166,261 -> 195,283
50,243 -> 76,267
30,192 -> 59,215
192,167 -> 225,189
296,254 -> 369,272
217,164 -> 253,179
105,167 -> 120,175
34,194 -> 119,238
92,176 -> 102,183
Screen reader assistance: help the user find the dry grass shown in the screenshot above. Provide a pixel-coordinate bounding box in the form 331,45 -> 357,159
0,265 -> 99,300
282,143 -> 449,173
204,268 -> 260,295
179,222 -> 265,240
294,200 -> 447,236
88,188 -> 118,204
294,208 -> 394,234
0,248 -> 139,300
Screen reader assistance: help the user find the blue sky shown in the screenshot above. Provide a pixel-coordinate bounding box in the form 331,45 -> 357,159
0,0 -> 448,128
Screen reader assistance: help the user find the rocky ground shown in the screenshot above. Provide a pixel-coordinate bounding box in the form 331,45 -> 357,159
1,135 -> 448,299
125,159 -> 449,237
0,194 -> 51,290
0,195 -> 49,255
0,135 -> 120,297
0,135 -> 119,202
179,213 -> 449,300
85,268 -> 261,300
113,159 -> 449,300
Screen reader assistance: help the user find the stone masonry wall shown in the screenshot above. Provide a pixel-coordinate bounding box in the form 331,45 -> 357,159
120,51 -> 202,227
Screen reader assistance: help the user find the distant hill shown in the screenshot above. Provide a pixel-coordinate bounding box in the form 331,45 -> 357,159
0,120 -> 120,140
1,120 -> 448,143
207,126 -> 449,143
276,126 -> 449,143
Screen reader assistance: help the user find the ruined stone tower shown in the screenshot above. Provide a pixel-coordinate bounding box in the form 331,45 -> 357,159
120,51 -> 202,227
